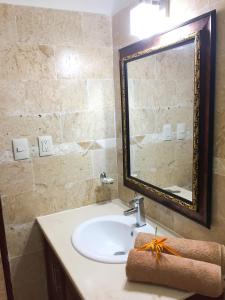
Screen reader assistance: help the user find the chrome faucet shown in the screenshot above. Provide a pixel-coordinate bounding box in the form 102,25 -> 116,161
124,194 -> 146,227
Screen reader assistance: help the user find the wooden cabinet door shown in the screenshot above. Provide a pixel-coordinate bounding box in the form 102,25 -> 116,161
44,240 -> 66,300
44,239 -> 83,300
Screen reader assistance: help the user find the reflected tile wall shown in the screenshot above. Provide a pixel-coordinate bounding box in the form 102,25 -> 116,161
127,46 -> 194,188
0,3 -> 117,299
112,0 -> 225,246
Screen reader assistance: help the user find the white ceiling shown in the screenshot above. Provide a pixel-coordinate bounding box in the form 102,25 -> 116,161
0,0 -> 135,15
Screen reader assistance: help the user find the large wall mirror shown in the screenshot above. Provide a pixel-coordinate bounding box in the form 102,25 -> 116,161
119,11 -> 216,227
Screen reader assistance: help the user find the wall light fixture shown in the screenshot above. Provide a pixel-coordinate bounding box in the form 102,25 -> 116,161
130,0 -> 170,39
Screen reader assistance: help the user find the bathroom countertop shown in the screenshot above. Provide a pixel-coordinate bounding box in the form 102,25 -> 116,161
37,199 -> 193,300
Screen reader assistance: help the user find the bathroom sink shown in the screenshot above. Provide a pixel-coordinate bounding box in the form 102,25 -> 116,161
71,215 -> 155,263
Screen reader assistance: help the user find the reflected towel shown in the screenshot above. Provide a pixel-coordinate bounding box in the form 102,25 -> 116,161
126,249 -> 223,298
135,233 -> 225,274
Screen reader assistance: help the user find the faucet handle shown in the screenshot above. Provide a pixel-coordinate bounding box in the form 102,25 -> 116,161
134,194 -> 144,203
129,194 -> 144,206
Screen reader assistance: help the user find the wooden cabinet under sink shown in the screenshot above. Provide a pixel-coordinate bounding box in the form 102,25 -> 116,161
44,238 -> 82,300
43,237 -> 224,300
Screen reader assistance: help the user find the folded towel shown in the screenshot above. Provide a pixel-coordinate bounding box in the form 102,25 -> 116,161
135,233 -> 225,274
126,249 -> 223,298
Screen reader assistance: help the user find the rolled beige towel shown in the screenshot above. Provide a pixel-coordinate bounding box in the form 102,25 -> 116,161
135,233 -> 225,274
126,249 -> 223,298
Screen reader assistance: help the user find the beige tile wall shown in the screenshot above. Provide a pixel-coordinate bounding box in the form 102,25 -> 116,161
0,3 -> 117,299
113,0 -> 225,244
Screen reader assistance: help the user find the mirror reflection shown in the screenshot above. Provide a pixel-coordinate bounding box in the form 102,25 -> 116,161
127,41 -> 195,202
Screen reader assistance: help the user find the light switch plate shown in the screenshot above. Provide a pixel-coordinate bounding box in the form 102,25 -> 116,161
38,136 -> 53,157
12,138 -> 30,160
177,123 -> 186,140
163,124 -> 172,141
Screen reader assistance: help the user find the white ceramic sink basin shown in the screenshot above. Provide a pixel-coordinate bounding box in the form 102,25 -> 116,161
71,215 -> 156,263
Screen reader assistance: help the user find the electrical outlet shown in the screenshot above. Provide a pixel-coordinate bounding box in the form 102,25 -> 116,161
38,136 -> 53,157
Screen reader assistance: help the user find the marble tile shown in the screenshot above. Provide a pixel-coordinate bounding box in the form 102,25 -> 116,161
0,45 -> 56,81
52,176 -> 118,212
134,142 -> 175,170
53,10 -> 83,46
215,77 -> 225,113
57,79 -> 88,112
33,153 -> 92,189
54,47 -> 82,79
212,174 -> 225,221
90,177 -> 118,203
0,80 -> 27,116
15,6 -> 55,44
87,79 -> 115,109
5,222 -> 43,259
78,47 -> 114,79
0,161 -> 34,196
118,177 -> 135,203
214,111 -> 225,158
55,46 -> 113,80
213,157 -> 225,177
170,0 -> 210,20
128,57 -> 156,80
174,140 -> 193,165
0,114 -> 62,151
25,79 -> 88,114
0,4 -> 17,46
175,78 -> 194,107
216,10 -> 225,56
16,7 -> 82,46
91,148 -> 117,178
129,108 -> 156,136
145,198 -> 174,229
172,208 -> 225,244
1,191 -> 55,225
61,110 -> 115,142
25,80 -> 59,114
82,13 -> 112,47
128,79 -> 156,109
153,80 -> 179,108
53,179 -> 94,212
155,45 -> 195,82
155,107 -> 193,133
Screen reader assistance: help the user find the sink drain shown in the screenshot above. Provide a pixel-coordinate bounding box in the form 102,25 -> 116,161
114,251 -> 126,256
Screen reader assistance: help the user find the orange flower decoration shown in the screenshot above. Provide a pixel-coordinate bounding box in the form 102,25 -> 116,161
136,237 -> 181,261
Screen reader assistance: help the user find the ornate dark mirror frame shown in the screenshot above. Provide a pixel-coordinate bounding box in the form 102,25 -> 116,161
119,10 -> 216,227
